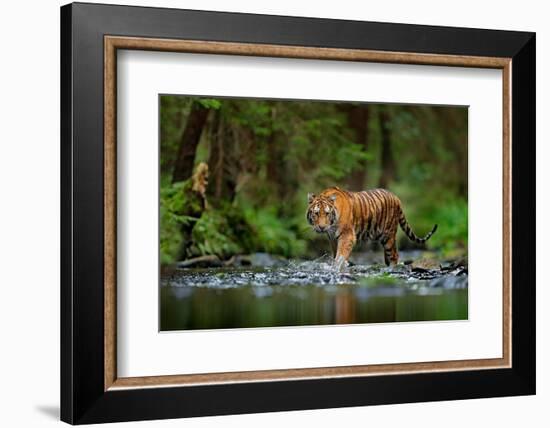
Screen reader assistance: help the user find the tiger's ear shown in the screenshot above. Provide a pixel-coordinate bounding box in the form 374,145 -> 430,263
308,193 -> 315,203
330,194 -> 337,202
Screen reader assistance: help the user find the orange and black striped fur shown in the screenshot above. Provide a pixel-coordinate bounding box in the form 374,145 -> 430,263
306,187 -> 437,269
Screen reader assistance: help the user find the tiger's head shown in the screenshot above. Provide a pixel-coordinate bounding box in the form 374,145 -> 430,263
306,193 -> 338,233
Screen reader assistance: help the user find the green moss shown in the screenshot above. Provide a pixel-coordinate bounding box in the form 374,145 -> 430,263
159,179 -> 204,265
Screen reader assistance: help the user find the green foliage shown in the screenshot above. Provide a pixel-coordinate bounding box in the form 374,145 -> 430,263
391,181 -> 467,253
187,204 -> 307,260
243,206 -> 307,257
161,180 -> 199,215
196,98 -> 222,110
425,199 -> 468,254
190,209 -> 244,258
160,182 -> 185,265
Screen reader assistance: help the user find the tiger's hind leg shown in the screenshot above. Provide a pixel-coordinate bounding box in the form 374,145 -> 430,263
382,235 -> 399,266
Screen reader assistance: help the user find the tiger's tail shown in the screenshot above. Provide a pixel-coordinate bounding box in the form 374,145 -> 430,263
398,210 -> 438,244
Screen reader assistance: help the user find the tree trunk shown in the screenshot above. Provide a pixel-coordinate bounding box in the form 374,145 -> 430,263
172,102 -> 210,183
266,126 -> 283,190
207,112 -> 237,203
346,104 -> 370,190
378,108 -> 396,188
439,108 -> 468,198
266,107 -> 297,215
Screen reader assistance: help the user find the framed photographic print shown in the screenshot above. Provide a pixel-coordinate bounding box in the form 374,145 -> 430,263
60,2 -> 535,424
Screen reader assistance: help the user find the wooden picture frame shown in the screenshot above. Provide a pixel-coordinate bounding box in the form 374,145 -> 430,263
61,2 -> 535,424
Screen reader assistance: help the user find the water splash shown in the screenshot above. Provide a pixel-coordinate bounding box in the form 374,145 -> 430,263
162,251 -> 467,291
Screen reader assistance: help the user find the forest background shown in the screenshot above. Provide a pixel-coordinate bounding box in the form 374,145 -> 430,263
160,95 -> 468,266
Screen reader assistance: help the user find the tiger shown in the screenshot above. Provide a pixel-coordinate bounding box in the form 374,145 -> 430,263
306,186 -> 437,269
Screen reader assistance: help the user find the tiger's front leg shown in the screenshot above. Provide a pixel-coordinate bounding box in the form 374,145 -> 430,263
328,238 -> 337,259
334,230 -> 356,271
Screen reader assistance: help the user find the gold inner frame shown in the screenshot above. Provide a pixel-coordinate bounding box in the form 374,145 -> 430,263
104,35 -> 512,391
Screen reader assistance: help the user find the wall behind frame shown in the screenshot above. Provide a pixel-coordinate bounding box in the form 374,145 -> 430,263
0,0 -> 545,427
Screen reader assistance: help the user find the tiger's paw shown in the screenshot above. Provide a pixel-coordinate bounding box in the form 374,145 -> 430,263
333,255 -> 348,272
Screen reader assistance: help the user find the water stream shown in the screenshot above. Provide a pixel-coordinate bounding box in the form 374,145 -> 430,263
161,252 -> 467,331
